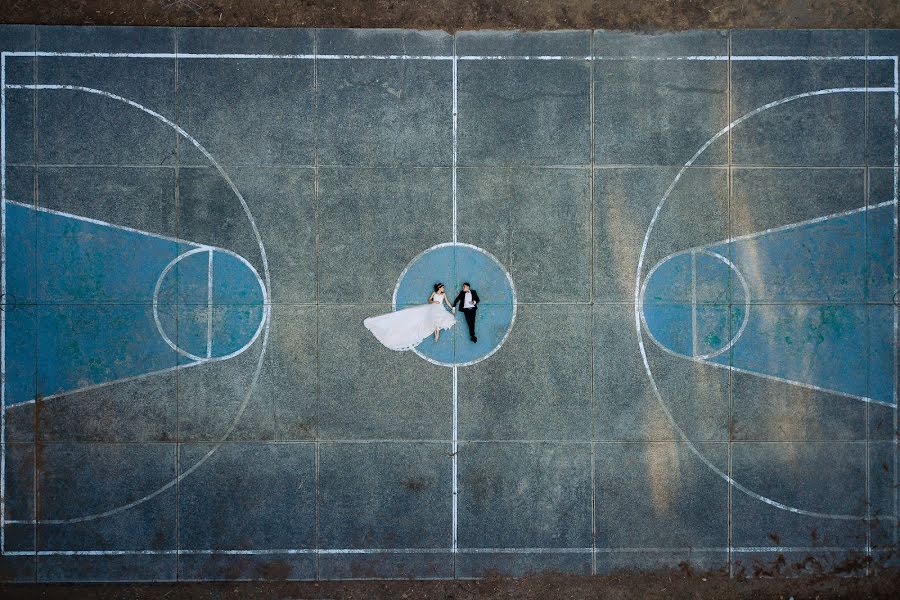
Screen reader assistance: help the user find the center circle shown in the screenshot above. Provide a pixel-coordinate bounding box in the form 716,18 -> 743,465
393,242 -> 517,367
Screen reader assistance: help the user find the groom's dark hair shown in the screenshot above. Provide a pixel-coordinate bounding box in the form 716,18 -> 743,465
462,282 -> 470,288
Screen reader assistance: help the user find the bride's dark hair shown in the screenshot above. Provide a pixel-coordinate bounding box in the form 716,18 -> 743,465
434,283 -> 444,292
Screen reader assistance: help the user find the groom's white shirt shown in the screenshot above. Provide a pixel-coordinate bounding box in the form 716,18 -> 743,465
463,291 -> 476,309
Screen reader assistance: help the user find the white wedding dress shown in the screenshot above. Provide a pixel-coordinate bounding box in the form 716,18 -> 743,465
364,292 -> 457,351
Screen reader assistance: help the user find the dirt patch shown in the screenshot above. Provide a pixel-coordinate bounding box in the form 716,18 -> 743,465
1,568 -> 899,599
0,0 -> 898,30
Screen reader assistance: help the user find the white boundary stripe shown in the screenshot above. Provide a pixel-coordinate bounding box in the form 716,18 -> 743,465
1,82 -> 273,526
0,545 -> 865,557
451,38 -> 460,575
690,250 -> 698,357
451,366 -> 458,557
893,53 -> 899,547
2,51 -> 896,62
635,85 -> 892,522
732,55 -> 894,61
451,53 -> 458,243
1,50 -> 6,555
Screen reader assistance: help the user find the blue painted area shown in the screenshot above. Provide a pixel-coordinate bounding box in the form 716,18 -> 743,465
35,303 -> 179,402
711,210 -> 872,303
394,244 -> 515,365
642,303 -> 693,356
156,249 -> 265,361
3,203 -> 265,404
4,304 -> 38,405
34,204 -> 178,303
867,197 -> 896,302
728,304 -> 871,398
167,250 -> 209,360
642,203 -> 895,403
642,251 -> 743,358
5,203 -> 37,303
869,305 -> 894,402
211,303 -> 265,357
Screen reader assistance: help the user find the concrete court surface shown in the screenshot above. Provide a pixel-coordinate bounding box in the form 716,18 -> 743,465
0,25 -> 897,589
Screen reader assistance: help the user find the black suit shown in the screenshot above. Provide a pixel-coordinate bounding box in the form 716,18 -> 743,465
452,289 -> 480,341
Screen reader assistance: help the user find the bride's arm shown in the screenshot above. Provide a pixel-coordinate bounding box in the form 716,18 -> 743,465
444,295 -> 454,310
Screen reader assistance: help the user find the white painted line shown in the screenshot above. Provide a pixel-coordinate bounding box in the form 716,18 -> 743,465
4,198 -> 209,250
0,545 -> 866,557
729,546 -> 859,552
0,547 -> 594,556
594,546 -> 855,553
452,365 -> 458,556
635,85 -> 886,522
2,51 -> 589,61
6,363 -> 187,407
731,55 -> 893,61
595,55 -> 894,61
699,359 -> 896,408
153,246 -> 212,363
459,547 -> 593,553
1,51 -> 453,61
703,199 -> 895,249
2,82 -> 272,525
691,250 -> 698,358
317,54 -> 450,61
887,56 -> 900,513
6,51 -> 184,58
458,55 -> 592,61
594,56 -> 729,61
588,30 -> 597,576
206,248 -> 213,359
452,53 -> 458,244
2,51 -> 892,63
1,50 -> 6,555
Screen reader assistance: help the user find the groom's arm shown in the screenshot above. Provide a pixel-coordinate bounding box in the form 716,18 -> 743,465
472,290 -> 480,304
451,292 -> 462,308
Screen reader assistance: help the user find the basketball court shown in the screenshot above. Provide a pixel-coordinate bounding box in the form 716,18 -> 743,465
0,26 -> 896,581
